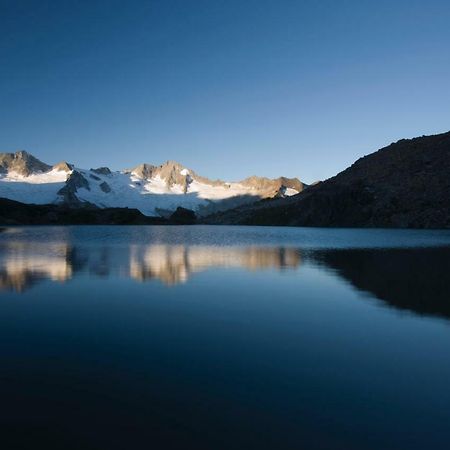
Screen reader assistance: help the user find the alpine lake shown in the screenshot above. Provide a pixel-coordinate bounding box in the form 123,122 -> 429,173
1,225 -> 450,450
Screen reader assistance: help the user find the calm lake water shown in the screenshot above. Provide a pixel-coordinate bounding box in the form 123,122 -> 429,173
1,225 -> 450,450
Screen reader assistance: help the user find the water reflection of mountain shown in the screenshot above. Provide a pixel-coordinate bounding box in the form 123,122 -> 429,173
1,241 -> 450,322
129,245 -> 301,284
0,243 -> 302,291
0,242 -> 75,292
309,247 -> 450,319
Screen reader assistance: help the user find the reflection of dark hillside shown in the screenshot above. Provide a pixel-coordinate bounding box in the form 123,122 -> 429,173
311,247 -> 450,319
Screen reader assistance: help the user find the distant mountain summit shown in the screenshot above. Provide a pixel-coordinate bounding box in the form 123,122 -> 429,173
206,131 -> 450,228
0,152 -> 304,216
0,150 -> 51,176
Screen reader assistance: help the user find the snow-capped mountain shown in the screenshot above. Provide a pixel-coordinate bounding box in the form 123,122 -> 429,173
0,151 -> 304,217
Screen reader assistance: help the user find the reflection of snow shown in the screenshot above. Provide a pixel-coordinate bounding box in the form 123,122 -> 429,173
0,243 -> 73,292
0,239 -> 302,291
4,257 -> 72,281
129,245 -> 301,285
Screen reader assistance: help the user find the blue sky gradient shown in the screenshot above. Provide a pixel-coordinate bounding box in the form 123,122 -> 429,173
1,0 -> 450,183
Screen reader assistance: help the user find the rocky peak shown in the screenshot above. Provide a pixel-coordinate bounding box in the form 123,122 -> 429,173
155,161 -> 191,190
0,150 -> 51,176
241,175 -> 303,196
161,160 -> 184,169
53,161 -> 74,172
130,163 -> 157,180
275,177 -> 305,192
130,160 -> 192,192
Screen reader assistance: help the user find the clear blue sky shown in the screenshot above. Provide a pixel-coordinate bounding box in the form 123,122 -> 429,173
1,0 -> 450,183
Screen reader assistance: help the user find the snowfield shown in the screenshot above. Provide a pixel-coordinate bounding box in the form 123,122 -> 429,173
0,169 -> 68,204
74,169 -> 265,216
0,163 -> 300,217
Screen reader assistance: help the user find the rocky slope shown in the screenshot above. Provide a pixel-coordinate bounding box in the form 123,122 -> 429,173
0,151 -> 304,217
0,198 -> 202,225
205,132 -> 450,228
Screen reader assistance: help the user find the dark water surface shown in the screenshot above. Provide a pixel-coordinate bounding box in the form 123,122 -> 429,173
1,226 -> 450,449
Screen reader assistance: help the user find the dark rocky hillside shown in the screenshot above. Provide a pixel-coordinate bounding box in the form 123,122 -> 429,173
0,198 -> 197,225
205,132 -> 450,228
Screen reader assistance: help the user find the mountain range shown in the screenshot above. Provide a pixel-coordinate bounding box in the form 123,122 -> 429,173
0,131 -> 449,228
0,151 -> 304,217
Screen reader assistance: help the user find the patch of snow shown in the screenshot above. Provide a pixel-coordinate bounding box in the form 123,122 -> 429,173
4,168 -> 69,184
143,175 -> 170,194
0,169 -> 70,204
285,188 -> 299,196
187,180 -> 258,200
180,168 -> 189,176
